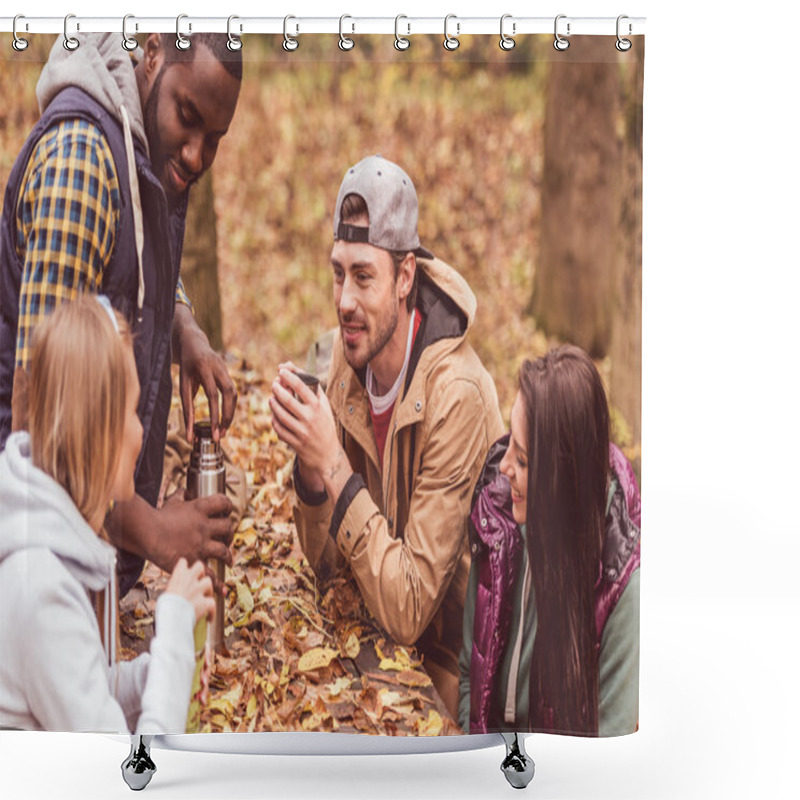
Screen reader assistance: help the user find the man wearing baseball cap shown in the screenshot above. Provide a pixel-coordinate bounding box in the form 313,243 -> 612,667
271,156 -> 504,718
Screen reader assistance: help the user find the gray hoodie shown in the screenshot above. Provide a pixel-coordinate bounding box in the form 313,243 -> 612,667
0,433 -> 195,733
36,31 -> 148,153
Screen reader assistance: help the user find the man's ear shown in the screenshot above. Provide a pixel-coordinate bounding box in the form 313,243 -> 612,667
398,253 -> 416,304
142,33 -> 165,83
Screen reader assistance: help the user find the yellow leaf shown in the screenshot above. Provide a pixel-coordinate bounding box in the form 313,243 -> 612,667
380,647 -> 422,671
246,694 -> 258,719
297,647 -> 339,672
344,633 -> 360,660
208,698 -> 234,718
418,710 -> 443,736
233,528 -> 258,549
210,712 -> 229,728
235,581 -> 255,614
279,664 -> 290,686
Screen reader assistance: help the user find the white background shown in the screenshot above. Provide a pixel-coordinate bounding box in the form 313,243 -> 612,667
2,1 -> 799,798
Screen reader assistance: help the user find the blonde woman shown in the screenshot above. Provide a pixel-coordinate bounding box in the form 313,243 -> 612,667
0,296 -> 214,733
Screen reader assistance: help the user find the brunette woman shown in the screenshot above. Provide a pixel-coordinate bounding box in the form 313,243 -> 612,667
458,345 -> 640,736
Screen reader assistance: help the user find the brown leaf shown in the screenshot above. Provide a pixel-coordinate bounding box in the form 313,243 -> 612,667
396,669 -> 432,688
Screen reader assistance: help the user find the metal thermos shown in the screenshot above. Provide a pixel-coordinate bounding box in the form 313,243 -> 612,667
185,420 -> 226,651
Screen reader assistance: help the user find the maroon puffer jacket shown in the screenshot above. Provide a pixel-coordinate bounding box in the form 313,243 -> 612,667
468,436 -> 641,734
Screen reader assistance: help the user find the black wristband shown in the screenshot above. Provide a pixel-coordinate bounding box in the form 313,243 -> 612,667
292,458 -> 328,506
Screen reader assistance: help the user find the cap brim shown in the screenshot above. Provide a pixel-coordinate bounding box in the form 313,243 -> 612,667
414,245 -> 435,261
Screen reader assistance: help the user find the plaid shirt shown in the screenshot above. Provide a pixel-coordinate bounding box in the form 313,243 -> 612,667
14,118 -> 192,369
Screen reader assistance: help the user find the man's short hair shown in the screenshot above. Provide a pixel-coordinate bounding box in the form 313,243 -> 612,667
158,33 -> 243,82
340,193 -> 419,312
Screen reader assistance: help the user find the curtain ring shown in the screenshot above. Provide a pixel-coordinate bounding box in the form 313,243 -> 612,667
12,15 -> 29,51
443,14 -> 460,51
283,15 -> 299,51
394,15 -> 410,51
122,15 -> 138,52
175,14 -> 191,50
499,14 -> 516,51
339,15 -> 355,51
616,15 -> 632,52
63,14 -> 80,51
227,15 -> 243,52
554,14 -> 570,51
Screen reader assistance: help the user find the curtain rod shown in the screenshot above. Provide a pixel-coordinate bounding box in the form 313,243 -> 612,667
1,15 -> 646,38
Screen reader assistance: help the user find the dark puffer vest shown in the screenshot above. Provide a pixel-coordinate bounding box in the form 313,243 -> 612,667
0,87 -> 187,595
467,435 -> 641,733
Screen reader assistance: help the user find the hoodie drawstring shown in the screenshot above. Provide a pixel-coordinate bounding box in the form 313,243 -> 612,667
99,554 -> 119,697
119,104 -> 145,321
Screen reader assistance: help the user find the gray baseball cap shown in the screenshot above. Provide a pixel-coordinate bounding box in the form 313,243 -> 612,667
333,155 -> 434,260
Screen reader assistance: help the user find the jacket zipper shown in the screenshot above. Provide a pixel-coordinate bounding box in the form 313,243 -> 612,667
383,421 -> 398,522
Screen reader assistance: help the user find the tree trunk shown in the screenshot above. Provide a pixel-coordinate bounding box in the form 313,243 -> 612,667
180,171 -> 224,352
532,37 -> 622,358
609,40 -> 645,448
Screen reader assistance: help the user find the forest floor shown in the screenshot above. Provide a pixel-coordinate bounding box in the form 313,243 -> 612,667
119,364 -> 461,735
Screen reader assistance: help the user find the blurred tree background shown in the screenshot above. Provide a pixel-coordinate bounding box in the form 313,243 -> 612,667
0,33 -> 643,470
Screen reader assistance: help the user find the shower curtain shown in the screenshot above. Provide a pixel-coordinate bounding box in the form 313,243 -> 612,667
0,24 -> 643,740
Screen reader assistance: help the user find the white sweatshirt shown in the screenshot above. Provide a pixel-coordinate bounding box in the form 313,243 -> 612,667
0,432 -> 196,733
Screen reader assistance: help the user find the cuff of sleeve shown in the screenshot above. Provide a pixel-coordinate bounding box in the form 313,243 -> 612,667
154,593 -> 195,653
175,277 -> 194,314
333,482 -> 380,560
293,458 -> 328,506
329,473 -> 367,540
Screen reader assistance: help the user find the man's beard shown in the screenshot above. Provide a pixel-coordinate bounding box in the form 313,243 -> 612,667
340,299 -> 399,372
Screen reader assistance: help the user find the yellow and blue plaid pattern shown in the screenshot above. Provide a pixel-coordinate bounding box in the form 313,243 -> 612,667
15,118 -> 192,369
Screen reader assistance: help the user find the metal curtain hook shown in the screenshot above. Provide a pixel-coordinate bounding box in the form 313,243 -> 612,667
443,14 -> 460,51
394,15 -> 410,51
339,15 -> 355,50
616,14 -> 632,52
63,14 -> 80,51
176,14 -> 191,50
122,15 -> 137,52
12,15 -> 29,51
499,14 -> 516,51
227,15 -> 242,52
283,15 -> 299,51
554,14 -> 570,51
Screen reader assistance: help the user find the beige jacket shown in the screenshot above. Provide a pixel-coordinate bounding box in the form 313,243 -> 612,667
294,258 -> 505,718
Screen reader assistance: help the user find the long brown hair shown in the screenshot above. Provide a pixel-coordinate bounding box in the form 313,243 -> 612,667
520,345 -> 609,734
28,296 -> 132,533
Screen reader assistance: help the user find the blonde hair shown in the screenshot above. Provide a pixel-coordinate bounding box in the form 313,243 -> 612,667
28,296 -> 133,530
